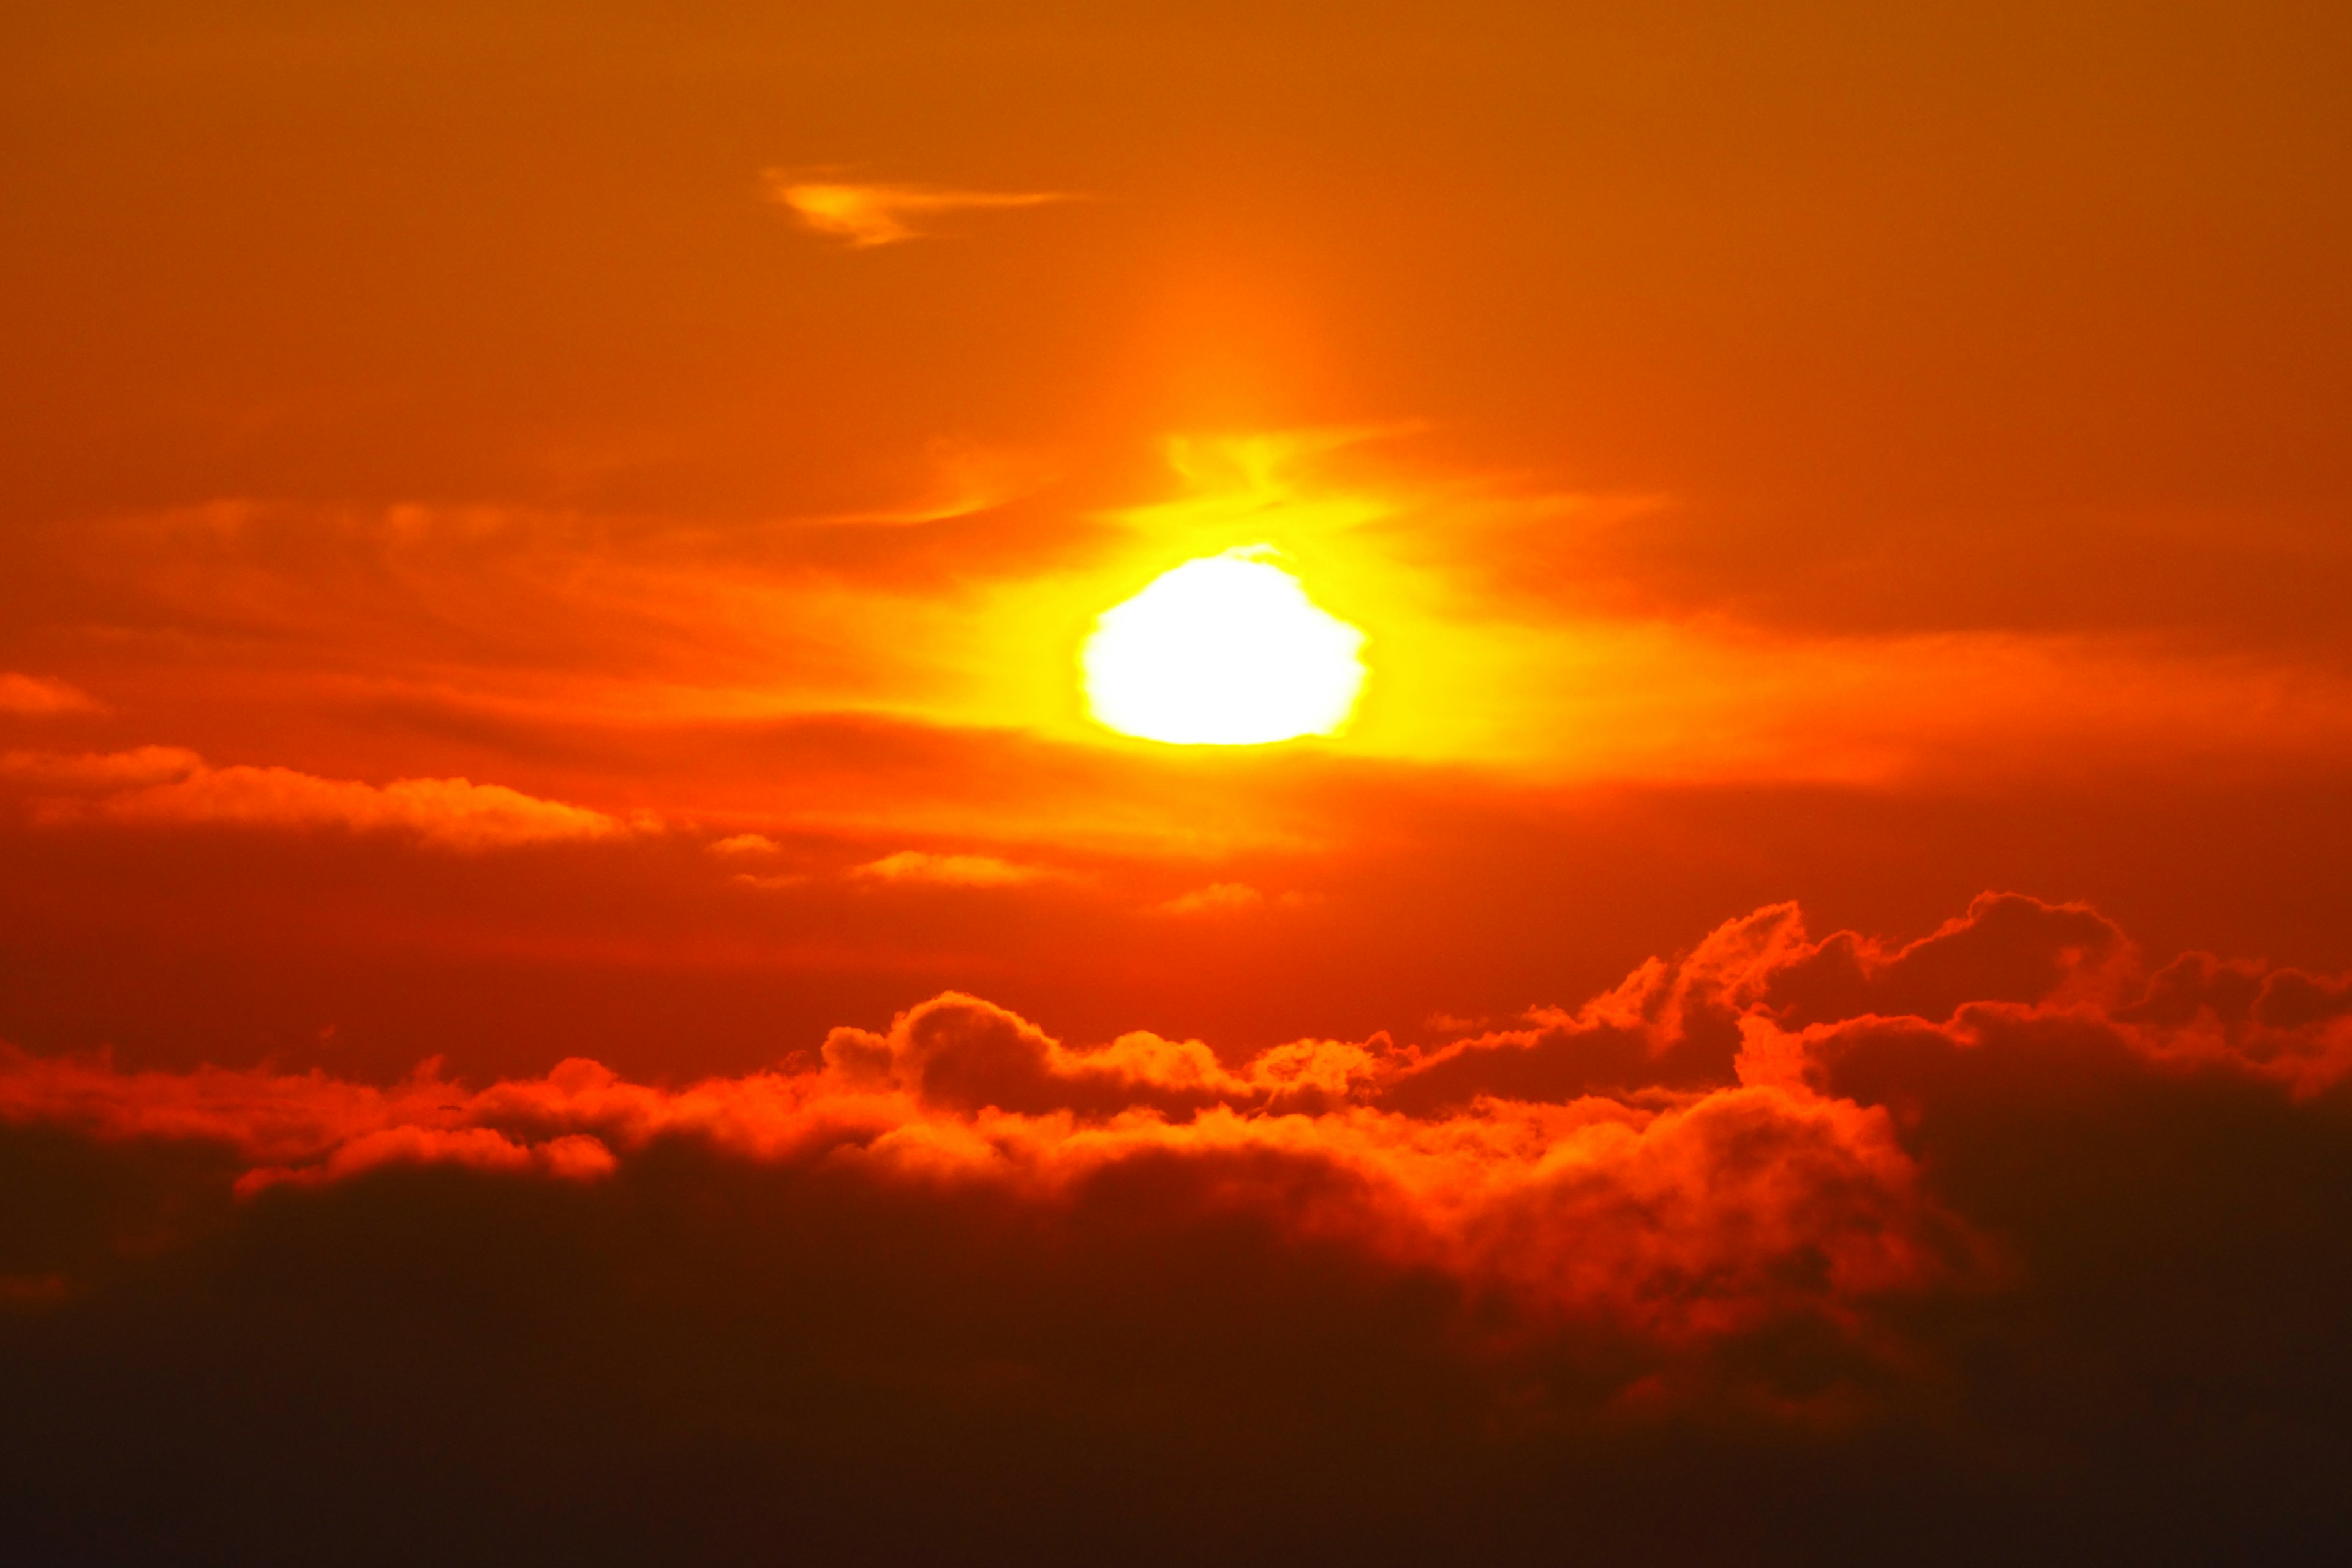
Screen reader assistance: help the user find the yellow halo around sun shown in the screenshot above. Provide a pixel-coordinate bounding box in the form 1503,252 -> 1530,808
1082,548 -> 1367,745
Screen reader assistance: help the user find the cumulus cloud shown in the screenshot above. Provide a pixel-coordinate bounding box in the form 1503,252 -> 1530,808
854,850 -> 1056,887
9,891 -> 2347,1336
0,1013 -> 1961,1355
816,993 -> 1371,1120
0,673 -> 101,715
764,174 -> 1076,247
6,894 -> 2352,1561
2,746 -> 636,850
1381,892 -> 2150,1112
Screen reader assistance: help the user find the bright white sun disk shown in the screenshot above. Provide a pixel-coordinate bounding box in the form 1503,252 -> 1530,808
1083,549 -> 1366,745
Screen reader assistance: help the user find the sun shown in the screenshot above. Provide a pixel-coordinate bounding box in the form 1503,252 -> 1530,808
1082,548 -> 1367,745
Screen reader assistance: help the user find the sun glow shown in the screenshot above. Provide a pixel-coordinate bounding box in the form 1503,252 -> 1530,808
1082,548 -> 1367,745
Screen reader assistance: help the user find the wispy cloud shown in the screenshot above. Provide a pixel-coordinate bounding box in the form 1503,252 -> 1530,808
0,673 -> 102,715
854,850 -> 1055,887
731,872 -> 809,891
4,746 -> 640,851
1,745 -> 197,790
707,832 -> 782,859
764,173 -> 1076,247
1153,883 -> 1317,916
1155,882 -> 1264,915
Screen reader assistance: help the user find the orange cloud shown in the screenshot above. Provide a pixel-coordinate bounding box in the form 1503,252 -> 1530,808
708,832 -> 783,858
815,992 -> 1367,1118
4,747 -> 636,850
854,850 -> 1058,887
1155,881 -> 1264,914
0,673 -> 100,715
2,745 -> 202,790
1380,892 -> 2348,1110
0,1027 -> 1959,1351
711,832 -> 807,888
10,892 -> 2345,1349
764,175 -> 1076,247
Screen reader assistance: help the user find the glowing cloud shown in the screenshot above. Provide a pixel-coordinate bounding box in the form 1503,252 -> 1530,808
1155,882 -> 1264,915
764,175 -> 1074,247
1084,549 -> 1367,745
707,832 -> 783,858
3,747 -> 634,850
854,850 -> 1053,886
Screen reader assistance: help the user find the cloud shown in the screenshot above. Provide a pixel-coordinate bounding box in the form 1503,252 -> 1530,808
854,850 -> 1056,887
816,993 -> 1371,1120
1152,882 -> 1317,915
1762,891 -> 2133,1027
6,893 -> 2352,1558
1380,892 -> 2154,1112
710,834 -> 808,886
0,1014 -> 1962,1354
764,175 -> 1076,247
3,746 -> 636,850
10,890 -> 2346,1320
1155,882 -> 1263,914
2,745 -> 202,790
708,832 -> 782,858
0,673 -> 101,715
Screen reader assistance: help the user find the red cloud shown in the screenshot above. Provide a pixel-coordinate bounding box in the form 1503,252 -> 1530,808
815,993 -> 1372,1118
0,1022 -> 1976,1359
1762,892 -> 2133,1027
1382,893 -> 2150,1112
10,891 -> 2346,1365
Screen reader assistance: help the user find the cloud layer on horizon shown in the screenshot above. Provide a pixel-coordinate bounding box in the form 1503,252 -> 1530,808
4,891 -> 2350,1561
7,892 -> 2348,1355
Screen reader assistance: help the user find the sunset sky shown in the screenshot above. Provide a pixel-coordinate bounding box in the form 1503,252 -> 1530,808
6,4 -> 2352,1562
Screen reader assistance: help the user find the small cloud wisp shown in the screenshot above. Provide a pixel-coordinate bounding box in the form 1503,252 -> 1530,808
0,673 -> 102,716
764,174 -> 1076,247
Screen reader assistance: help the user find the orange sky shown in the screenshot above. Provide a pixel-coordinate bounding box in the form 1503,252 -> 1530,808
5,7 -> 2352,1560
7,1 -> 2352,1078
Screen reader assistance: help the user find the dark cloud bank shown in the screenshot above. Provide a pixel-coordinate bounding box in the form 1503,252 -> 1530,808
4,894 -> 2351,1566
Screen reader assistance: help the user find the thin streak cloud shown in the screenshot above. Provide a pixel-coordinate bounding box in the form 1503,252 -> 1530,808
4,747 -> 637,851
854,850 -> 1057,886
764,173 -> 1077,247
